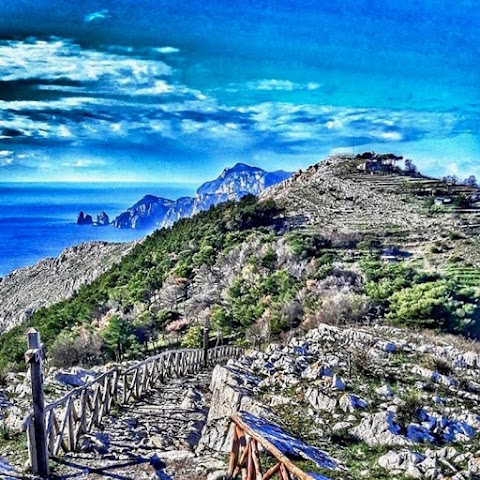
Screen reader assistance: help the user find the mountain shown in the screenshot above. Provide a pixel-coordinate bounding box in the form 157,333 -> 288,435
113,195 -> 175,229
3,153 -> 480,370
112,163 -> 291,229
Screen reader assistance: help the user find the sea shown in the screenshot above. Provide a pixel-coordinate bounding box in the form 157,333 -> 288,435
0,182 -> 196,278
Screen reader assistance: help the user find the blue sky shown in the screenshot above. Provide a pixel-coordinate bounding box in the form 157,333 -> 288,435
0,0 -> 478,182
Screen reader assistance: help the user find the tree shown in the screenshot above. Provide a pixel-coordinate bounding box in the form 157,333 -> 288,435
102,315 -> 135,361
463,175 -> 478,188
133,311 -> 160,353
386,281 -> 480,333
443,175 -> 459,185
453,194 -> 472,208
357,235 -> 382,254
180,325 -> 203,348
404,159 -> 418,175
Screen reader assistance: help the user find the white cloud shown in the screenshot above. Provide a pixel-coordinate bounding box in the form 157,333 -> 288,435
62,159 -> 106,168
84,9 -> 110,23
154,46 -> 180,54
0,151 -> 14,166
0,38 -> 172,85
246,79 -> 322,91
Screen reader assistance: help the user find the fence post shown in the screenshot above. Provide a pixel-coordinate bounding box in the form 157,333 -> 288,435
25,328 -> 49,478
203,327 -> 209,367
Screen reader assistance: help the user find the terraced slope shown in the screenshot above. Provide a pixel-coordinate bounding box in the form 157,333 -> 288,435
262,156 -> 444,236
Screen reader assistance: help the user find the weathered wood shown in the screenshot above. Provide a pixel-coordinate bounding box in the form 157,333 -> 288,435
228,423 -> 240,476
251,440 -> 263,478
67,398 -> 75,451
54,401 -> 70,455
231,415 -> 319,480
262,463 -> 281,480
26,329 -> 49,478
25,417 -> 38,475
246,438 -> 254,480
279,464 -> 290,480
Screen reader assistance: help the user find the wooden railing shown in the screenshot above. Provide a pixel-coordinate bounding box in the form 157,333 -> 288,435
23,329 -> 242,477
228,413 -> 342,480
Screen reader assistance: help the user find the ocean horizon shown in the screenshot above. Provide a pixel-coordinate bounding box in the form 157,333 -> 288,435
0,182 -> 196,277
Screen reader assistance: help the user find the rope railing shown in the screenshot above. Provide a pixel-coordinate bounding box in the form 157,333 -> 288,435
23,329 -> 243,477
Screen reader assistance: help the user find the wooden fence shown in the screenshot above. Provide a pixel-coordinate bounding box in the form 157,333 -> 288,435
228,413 -> 340,480
23,329 -> 242,478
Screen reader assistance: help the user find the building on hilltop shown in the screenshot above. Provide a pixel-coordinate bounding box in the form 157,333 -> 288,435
356,152 -> 403,175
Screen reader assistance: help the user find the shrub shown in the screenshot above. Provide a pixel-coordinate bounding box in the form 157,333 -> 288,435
386,280 -> 480,333
396,391 -> 423,429
180,325 -> 203,348
50,329 -> 104,368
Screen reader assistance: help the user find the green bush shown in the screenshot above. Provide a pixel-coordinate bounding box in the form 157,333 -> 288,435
180,326 -> 203,348
386,280 -> 480,333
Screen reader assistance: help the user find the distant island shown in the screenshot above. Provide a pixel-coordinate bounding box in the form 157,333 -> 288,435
77,162 -> 291,229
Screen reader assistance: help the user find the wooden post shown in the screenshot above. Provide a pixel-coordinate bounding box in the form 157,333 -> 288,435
203,327 -> 209,367
25,328 -> 49,478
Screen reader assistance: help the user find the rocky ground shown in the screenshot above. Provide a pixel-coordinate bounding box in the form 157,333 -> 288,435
51,373 -> 227,480
1,323 -> 480,479
200,323 -> 480,479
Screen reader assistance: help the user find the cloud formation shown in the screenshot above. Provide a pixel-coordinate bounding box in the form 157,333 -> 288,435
0,37 -> 476,180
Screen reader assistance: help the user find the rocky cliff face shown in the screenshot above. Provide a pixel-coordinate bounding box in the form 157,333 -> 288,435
113,195 -> 175,229
0,241 -> 134,333
113,163 -> 291,229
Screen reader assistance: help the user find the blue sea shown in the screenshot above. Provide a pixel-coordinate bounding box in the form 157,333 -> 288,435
0,183 -> 195,277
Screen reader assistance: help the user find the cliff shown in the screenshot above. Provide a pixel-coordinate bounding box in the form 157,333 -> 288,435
0,241 -> 134,333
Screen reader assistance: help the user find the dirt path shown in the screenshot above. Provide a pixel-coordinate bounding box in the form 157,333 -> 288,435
51,372 -> 226,480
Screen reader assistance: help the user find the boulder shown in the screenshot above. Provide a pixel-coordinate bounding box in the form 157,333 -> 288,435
198,363 -> 272,453
350,412 -> 410,447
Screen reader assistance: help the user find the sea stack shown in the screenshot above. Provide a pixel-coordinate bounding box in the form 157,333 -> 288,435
77,211 -> 93,225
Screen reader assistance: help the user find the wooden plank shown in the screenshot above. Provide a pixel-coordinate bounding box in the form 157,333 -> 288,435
75,390 -> 87,445
246,438 -> 254,480
262,463 -> 281,480
26,417 -> 38,474
280,464 -> 291,480
54,402 -> 71,454
26,329 -> 49,477
251,439 -> 263,478
228,423 -> 239,476
45,410 -> 55,455
67,398 -> 75,451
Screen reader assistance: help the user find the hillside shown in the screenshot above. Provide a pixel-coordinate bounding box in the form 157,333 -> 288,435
0,241 -> 134,334
0,153 -> 480,479
1,154 -> 479,375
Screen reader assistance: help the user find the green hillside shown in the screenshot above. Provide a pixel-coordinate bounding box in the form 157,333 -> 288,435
2,156 -> 480,373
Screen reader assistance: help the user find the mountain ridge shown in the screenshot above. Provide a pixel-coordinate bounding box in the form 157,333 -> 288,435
111,163 -> 291,229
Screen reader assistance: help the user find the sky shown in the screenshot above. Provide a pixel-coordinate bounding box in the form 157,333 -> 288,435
0,0 -> 478,183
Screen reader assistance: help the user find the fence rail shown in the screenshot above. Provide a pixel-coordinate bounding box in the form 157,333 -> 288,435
23,330 -> 242,477
228,413 -> 339,480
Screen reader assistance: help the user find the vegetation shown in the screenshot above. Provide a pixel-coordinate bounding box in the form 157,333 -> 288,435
1,162 -> 480,373
0,195 -> 285,371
